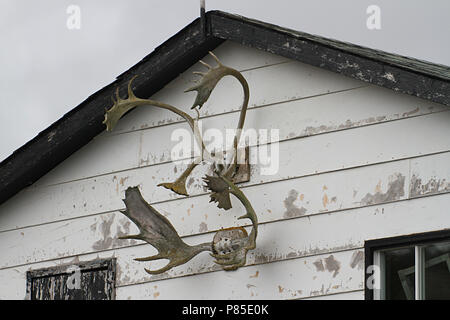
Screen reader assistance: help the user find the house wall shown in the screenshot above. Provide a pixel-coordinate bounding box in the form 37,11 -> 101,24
0,41 -> 449,300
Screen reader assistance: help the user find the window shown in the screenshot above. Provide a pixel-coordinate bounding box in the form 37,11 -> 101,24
26,258 -> 116,300
365,230 -> 450,300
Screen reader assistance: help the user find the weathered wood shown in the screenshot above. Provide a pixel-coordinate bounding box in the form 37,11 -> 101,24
409,152 -> 450,198
0,17 -> 223,205
1,10 -> 448,207
1,192 -> 449,299
302,290 -> 363,300
114,249 -> 364,300
32,80 -> 447,189
210,11 -> 450,106
32,59 -> 364,186
1,190 -> 449,278
1,16 -> 449,301
1,114 -> 449,233
112,59 -> 362,135
26,258 -> 115,300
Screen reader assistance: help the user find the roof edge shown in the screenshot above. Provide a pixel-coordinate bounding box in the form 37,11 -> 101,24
0,10 -> 449,206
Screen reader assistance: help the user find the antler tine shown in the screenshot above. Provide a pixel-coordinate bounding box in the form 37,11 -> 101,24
144,264 -> 173,275
199,60 -> 213,69
127,75 -> 138,98
115,87 -> 121,101
208,51 -> 223,66
134,253 -> 165,262
193,71 -> 206,76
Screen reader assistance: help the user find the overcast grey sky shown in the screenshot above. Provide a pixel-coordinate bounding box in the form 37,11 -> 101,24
1,0 -> 449,161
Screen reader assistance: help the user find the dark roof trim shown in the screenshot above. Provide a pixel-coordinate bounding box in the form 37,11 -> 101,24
209,11 -> 450,105
1,10 -> 449,205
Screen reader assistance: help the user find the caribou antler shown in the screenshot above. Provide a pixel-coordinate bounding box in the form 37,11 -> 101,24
119,175 -> 258,274
103,52 -> 250,198
103,77 -> 204,197
103,76 -> 195,132
186,52 -> 250,180
119,187 -> 211,274
204,174 -> 258,270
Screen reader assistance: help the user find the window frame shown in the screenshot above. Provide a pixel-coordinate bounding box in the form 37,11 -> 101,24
364,229 -> 450,300
26,258 -> 116,300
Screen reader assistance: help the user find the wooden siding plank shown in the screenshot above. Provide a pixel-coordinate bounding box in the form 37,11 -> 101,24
1,192 -> 449,299
1,112 -> 450,232
105,193 -> 450,287
114,249 -> 364,300
112,56 -> 362,135
1,190 -> 449,280
34,85 -> 447,188
0,248 -> 362,300
32,59 -> 363,186
301,290 -> 364,300
0,150 -> 421,234
409,152 -> 450,198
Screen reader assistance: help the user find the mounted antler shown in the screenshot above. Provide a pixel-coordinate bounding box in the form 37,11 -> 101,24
105,53 -> 259,276
204,174 -> 258,270
119,187 -> 211,274
103,52 -> 250,198
103,77 -> 203,197
119,174 -> 258,274
187,52 -> 250,180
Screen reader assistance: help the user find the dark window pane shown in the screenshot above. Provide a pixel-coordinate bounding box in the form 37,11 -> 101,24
424,240 -> 450,300
384,246 -> 415,300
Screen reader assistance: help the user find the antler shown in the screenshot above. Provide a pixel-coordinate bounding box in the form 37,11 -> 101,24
203,174 -> 258,270
186,52 -> 250,182
119,187 -> 212,274
103,77 -> 206,196
103,52 -> 250,199
103,76 -> 195,133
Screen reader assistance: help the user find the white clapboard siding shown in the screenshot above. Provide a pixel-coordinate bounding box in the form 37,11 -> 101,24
32,58 -> 365,187
1,109 -> 449,233
115,249 -> 364,300
73,192 -> 450,286
301,290 -> 364,300
1,41 -> 450,300
409,152 -> 450,197
1,193 -> 448,300
0,248 -> 362,300
1,187 -> 449,279
110,40 -> 290,133
33,76 -> 446,189
112,49 -> 362,135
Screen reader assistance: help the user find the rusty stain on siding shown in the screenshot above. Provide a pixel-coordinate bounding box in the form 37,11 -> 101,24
283,189 -> 307,218
119,177 -> 129,187
249,270 -> 259,278
360,173 -> 405,206
322,193 -> 329,208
